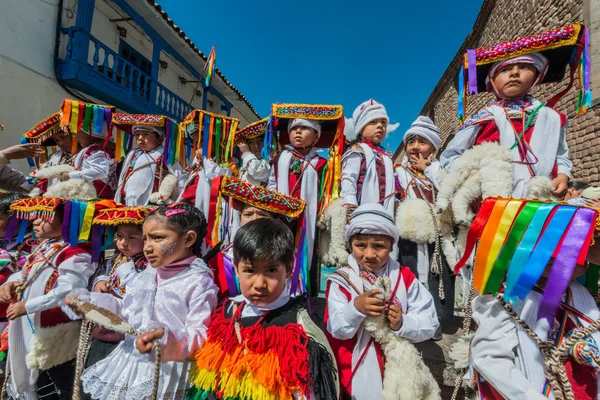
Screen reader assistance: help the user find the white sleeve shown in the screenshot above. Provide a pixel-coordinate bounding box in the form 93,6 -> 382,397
69,151 -> 111,182
4,271 -> 23,285
424,160 -> 442,191
267,164 -> 277,190
470,295 -> 547,400
25,252 -> 96,314
340,151 -> 362,206
439,124 -> 480,171
556,119 -> 572,177
326,281 -> 366,340
168,161 -> 186,193
394,278 -> 439,342
89,291 -> 124,317
202,158 -> 229,181
241,152 -> 270,182
158,274 -> 219,362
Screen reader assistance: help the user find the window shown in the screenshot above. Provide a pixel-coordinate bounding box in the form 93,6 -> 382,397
119,41 -> 151,99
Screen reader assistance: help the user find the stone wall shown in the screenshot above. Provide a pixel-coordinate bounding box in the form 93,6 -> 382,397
397,0 -> 600,185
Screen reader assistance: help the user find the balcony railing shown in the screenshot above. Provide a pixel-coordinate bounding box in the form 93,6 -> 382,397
59,27 -> 192,121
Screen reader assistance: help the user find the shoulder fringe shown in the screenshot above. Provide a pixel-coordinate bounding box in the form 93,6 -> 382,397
395,198 -> 437,244
526,176 -> 556,201
33,164 -> 75,180
319,198 -> 349,268
26,321 -> 81,370
44,178 -> 97,199
364,277 -> 441,400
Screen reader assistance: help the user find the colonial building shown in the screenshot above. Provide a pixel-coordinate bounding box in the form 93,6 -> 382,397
1,0 -> 259,171
394,0 -> 600,186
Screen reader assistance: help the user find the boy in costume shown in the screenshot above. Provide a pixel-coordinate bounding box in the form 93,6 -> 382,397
235,117 -> 271,186
453,198 -> 600,399
113,113 -> 185,206
441,25 -> 592,200
186,217 -> 338,400
325,203 -> 440,400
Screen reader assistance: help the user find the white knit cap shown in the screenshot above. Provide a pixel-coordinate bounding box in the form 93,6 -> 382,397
485,52 -> 549,86
352,99 -> 389,138
403,116 -> 441,150
582,187 -> 600,200
288,118 -> 322,138
132,125 -> 165,137
345,203 -> 399,243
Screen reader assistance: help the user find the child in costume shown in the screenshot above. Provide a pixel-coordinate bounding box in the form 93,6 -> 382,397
235,118 -> 270,186
113,114 -> 185,206
440,25 -> 593,199
454,198 -> 600,399
341,99 -> 396,217
325,203 -> 440,400
186,218 -> 338,400
395,116 -> 452,338
85,205 -> 148,370
74,202 -> 218,400
206,176 -> 306,300
58,100 -> 118,199
0,195 -> 96,399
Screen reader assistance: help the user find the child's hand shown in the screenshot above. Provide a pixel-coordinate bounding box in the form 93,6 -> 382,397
585,198 -> 600,209
409,153 -> 433,173
136,328 -> 165,354
6,301 -> 27,320
0,282 -> 21,304
236,138 -> 250,154
387,304 -> 403,331
552,173 -> 569,197
354,289 -> 385,317
60,172 -> 71,182
93,281 -> 111,293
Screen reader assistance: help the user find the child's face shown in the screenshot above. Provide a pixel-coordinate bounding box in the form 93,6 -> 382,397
406,136 -> 435,161
135,129 -> 162,152
289,126 -> 318,151
248,137 -> 264,158
191,131 -> 202,160
492,63 -> 538,100
75,130 -> 91,148
142,216 -> 196,268
239,206 -> 273,227
564,188 -> 584,201
115,224 -> 144,258
235,257 -> 291,307
361,118 -> 388,145
55,132 -> 73,154
32,217 -> 63,240
351,234 -> 393,273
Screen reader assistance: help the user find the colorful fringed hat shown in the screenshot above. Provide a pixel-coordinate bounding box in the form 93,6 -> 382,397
180,109 -> 240,165
111,113 -> 184,165
454,197 -> 599,324
235,117 -> 269,140
60,99 -> 116,138
22,113 -> 62,146
5,197 -> 63,243
457,24 -> 591,121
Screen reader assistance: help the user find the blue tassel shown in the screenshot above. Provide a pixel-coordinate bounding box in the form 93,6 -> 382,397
457,66 -> 466,122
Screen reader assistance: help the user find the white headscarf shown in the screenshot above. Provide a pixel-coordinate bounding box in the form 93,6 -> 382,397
402,116 -> 441,150
288,118 -> 322,138
345,203 -> 399,243
352,99 -> 389,138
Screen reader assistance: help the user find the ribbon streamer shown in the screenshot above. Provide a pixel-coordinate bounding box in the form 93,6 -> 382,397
467,49 -> 478,95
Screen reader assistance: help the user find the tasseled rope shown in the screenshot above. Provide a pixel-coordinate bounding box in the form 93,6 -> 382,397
450,283 -> 476,400
72,320 -> 94,400
152,340 -> 161,400
306,339 -> 337,400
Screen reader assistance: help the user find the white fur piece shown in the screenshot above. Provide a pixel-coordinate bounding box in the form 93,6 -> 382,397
26,321 -> 81,370
33,164 -> 75,180
449,332 -> 474,369
395,199 -> 436,244
364,277 -> 441,400
29,187 -> 41,197
44,179 -> 97,199
319,198 -> 349,268
480,159 -> 513,200
526,176 -> 556,201
149,173 -> 178,205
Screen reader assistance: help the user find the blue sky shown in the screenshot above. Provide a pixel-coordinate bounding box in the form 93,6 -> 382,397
161,0 -> 483,154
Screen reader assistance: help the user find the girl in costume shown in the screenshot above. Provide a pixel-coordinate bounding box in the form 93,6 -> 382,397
206,176 -> 305,300
235,118 -> 270,186
325,203 -> 439,400
395,116 -> 452,338
74,202 -> 218,400
440,25 -> 592,200
113,114 -> 185,206
85,205 -> 148,371
453,198 -> 600,399
57,99 -> 118,200
341,99 -> 396,217
186,218 -> 338,400
0,194 -> 97,400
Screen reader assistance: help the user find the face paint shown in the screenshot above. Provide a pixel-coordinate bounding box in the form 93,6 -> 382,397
160,240 -> 176,255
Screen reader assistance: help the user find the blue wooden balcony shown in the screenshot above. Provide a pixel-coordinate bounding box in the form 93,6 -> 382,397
58,27 -> 192,121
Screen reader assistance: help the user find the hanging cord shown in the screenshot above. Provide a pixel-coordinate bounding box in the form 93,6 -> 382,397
409,169 -> 445,301
450,283 -> 477,400
496,293 -> 600,400
72,320 -> 93,400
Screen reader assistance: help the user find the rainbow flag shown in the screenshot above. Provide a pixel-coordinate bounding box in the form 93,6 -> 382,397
202,46 -> 216,87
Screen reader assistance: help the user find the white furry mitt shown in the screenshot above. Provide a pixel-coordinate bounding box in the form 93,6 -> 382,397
44,179 -> 97,199
318,198 -> 349,268
364,277 -> 441,400
526,176 -> 556,201
149,174 -> 178,205
395,199 -> 437,244
33,164 -> 75,180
